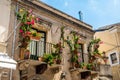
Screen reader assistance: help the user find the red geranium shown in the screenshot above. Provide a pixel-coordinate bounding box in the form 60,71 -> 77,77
19,29 -> 23,33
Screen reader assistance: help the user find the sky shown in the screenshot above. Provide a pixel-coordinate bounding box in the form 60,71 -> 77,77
40,0 -> 120,29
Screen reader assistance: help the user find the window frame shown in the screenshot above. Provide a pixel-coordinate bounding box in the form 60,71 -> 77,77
109,51 -> 119,66
78,43 -> 84,63
29,28 -> 46,57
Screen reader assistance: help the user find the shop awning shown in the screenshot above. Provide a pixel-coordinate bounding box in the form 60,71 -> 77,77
0,52 -> 17,70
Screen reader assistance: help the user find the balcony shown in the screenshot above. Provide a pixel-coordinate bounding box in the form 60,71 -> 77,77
19,40 -> 53,60
29,40 -> 53,60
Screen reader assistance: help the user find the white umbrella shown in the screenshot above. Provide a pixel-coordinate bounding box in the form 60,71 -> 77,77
0,52 -> 17,70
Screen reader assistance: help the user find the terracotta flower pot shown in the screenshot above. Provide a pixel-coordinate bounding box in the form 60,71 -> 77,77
38,57 -> 43,62
31,36 -> 41,41
56,59 -> 61,64
82,66 -> 86,69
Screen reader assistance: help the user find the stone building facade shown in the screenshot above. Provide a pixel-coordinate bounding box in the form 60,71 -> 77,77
95,23 -> 120,80
0,0 -> 95,80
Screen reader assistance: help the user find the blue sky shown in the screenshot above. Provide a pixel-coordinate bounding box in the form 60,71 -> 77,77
41,0 -> 120,29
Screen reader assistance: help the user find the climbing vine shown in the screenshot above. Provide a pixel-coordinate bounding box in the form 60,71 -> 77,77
65,31 -> 81,68
87,38 -> 103,70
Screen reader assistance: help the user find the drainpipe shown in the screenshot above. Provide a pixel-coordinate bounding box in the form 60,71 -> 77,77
10,2 -> 18,80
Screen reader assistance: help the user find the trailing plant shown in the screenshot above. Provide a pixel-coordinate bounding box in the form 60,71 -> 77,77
86,63 -> 93,70
87,38 -> 103,70
53,42 -> 63,54
44,26 -> 65,65
17,8 -> 41,48
88,38 -> 102,59
65,31 -> 81,68
43,53 -> 54,65
43,53 -> 61,65
60,26 -> 65,47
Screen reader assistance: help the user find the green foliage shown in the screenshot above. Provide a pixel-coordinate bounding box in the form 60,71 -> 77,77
90,38 -> 101,44
88,38 -> 101,55
60,26 -> 65,40
65,31 -> 79,53
88,38 -> 102,69
43,53 -> 61,65
71,55 -> 78,63
37,33 -> 42,37
43,54 -> 54,65
86,63 -> 92,70
60,26 -> 65,47
65,31 -> 82,68
79,63 -> 93,70
16,9 -> 29,23
80,63 -> 86,68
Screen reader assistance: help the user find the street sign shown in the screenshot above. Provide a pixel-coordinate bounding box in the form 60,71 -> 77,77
0,52 -> 17,69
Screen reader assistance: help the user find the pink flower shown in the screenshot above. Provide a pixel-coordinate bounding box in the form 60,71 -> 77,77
32,14 -> 35,18
36,17 -> 40,21
26,31 -> 31,35
26,20 -> 34,25
28,9 -> 32,13
77,53 -> 81,56
20,29 -> 23,33
78,57 -> 81,62
26,22 -> 31,25
99,41 -> 103,44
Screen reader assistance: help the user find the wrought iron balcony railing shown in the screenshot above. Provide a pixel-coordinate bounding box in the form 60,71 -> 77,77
29,40 -> 53,60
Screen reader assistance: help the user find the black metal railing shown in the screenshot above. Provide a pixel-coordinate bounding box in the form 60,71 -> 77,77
29,40 -> 53,60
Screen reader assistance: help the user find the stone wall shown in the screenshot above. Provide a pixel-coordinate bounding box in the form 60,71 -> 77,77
111,65 -> 120,80
99,64 -> 112,80
4,0 -> 94,80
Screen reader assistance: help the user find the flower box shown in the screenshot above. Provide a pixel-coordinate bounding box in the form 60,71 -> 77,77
31,36 -> 41,41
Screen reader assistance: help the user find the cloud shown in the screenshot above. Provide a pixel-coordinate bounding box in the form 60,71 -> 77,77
113,0 -> 120,7
89,0 -> 98,10
64,1 -> 68,6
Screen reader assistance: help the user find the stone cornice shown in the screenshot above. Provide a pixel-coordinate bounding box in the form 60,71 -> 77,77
14,0 -> 94,33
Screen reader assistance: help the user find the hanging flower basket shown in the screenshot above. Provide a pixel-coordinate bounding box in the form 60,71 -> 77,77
30,29 -> 42,40
31,36 -> 41,41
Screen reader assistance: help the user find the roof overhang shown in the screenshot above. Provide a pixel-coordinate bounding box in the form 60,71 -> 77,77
17,0 -> 94,33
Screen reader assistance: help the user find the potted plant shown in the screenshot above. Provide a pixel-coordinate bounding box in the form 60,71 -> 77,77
24,49 -> 30,59
86,63 -> 92,70
43,54 -> 54,65
80,63 -> 87,69
30,29 -> 42,40
55,55 -> 61,64
38,56 -> 44,62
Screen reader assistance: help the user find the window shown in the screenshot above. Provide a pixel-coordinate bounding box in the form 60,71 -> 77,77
109,51 -> 119,66
78,44 -> 84,62
110,53 -> 117,64
29,31 -> 46,57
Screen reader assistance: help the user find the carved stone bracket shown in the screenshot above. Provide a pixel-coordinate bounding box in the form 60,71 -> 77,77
48,64 -> 62,74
